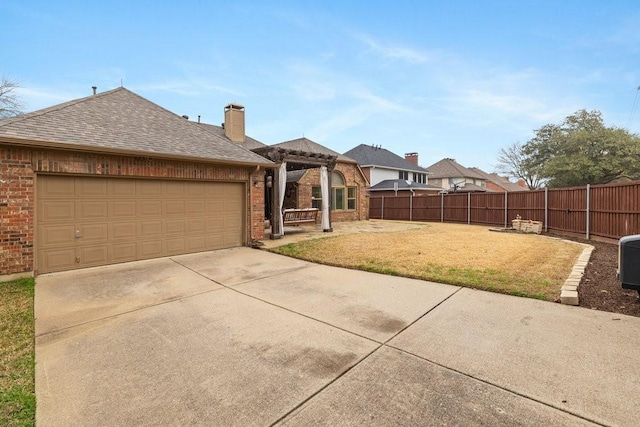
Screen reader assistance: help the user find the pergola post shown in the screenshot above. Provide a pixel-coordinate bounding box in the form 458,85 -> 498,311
270,162 -> 283,239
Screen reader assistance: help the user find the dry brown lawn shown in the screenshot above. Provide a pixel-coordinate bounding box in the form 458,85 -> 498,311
271,222 -> 587,301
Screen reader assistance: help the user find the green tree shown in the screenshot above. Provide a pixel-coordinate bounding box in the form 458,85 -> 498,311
0,76 -> 24,118
521,109 -> 640,187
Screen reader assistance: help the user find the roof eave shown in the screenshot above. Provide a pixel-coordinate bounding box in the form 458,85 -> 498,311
0,137 -> 276,168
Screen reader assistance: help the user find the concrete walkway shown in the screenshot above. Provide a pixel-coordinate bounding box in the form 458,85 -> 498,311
35,247 -> 640,426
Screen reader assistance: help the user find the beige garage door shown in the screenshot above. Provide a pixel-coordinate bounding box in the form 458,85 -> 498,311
36,175 -> 245,273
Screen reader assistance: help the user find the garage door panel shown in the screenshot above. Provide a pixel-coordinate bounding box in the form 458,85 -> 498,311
38,248 -> 76,272
77,245 -> 109,267
206,200 -> 224,213
109,180 -> 136,197
76,179 -> 108,198
186,200 -> 205,215
164,218 -> 185,235
111,243 -> 137,263
163,181 -> 185,197
186,236 -> 206,251
186,218 -> 205,234
164,238 -> 186,255
185,183 -> 206,197
79,223 -> 109,242
37,176 -> 245,273
138,240 -> 163,259
110,200 -> 137,218
163,200 -> 185,216
138,200 -> 162,217
77,201 -> 109,220
38,175 -> 74,197
39,201 -> 75,223
138,180 -> 163,197
38,225 -> 75,247
139,220 -> 162,238
110,222 -> 137,240
206,217 -> 224,232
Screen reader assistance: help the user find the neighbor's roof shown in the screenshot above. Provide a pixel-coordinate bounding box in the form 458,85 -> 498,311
272,137 -> 356,163
343,144 -> 427,173
468,167 -> 529,192
369,179 -> 443,191
425,158 -> 484,179
446,182 -> 487,193
0,87 -> 273,167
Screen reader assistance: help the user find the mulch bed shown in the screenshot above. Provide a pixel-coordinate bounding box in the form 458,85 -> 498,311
554,235 -> 640,318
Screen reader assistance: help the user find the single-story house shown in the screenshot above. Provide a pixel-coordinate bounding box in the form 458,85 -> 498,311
265,138 -> 370,223
0,87 -> 274,277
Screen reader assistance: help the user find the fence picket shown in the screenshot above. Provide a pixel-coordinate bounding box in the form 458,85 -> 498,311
368,181 -> 640,240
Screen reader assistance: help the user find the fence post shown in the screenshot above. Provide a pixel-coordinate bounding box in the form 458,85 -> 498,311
467,192 -> 471,224
586,184 -> 590,240
544,188 -> 548,232
381,196 -> 384,220
441,192 -> 444,222
504,192 -> 508,228
410,193 -> 413,222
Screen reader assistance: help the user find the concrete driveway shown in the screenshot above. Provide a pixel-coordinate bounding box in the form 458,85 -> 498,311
35,247 -> 640,426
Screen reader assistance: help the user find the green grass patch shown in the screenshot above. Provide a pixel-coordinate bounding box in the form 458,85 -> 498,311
0,278 -> 36,427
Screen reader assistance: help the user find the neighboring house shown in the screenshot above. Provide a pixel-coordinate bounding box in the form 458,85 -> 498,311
271,138 -> 369,222
343,144 -> 428,186
368,179 -> 443,197
0,87 -> 273,277
425,158 -> 487,192
468,168 -> 530,192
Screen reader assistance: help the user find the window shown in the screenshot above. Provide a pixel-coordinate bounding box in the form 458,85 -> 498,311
398,171 -> 409,180
347,187 -> 356,210
414,173 -> 426,184
311,186 -> 322,209
329,171 -> 356,211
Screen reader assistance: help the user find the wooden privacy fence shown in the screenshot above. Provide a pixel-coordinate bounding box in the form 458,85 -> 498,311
369,181 -> 640,240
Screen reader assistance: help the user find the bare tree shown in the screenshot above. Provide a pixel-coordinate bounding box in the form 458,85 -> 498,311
0,76 -> 24,118
495,141 -> 544,189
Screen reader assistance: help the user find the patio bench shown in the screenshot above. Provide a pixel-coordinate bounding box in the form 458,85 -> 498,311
283,208 -> 319,226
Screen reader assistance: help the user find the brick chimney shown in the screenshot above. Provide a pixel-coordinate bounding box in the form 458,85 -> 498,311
224,103 -> 245,143
405,152 -> 418,165
516,179 -> 528,188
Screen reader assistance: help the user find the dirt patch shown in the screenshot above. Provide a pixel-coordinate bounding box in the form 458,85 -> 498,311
563,237 -> 640,317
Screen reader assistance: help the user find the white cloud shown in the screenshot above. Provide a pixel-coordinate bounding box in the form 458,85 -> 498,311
16,86 -> 82,112
354,33 -> 429,64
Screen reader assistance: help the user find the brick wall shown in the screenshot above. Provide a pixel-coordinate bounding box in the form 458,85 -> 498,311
295,162 -> 369,222
0,147 -> 34,278
0,146 -> 265,276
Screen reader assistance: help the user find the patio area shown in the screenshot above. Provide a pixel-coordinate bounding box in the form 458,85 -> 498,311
261,219 -> 427,249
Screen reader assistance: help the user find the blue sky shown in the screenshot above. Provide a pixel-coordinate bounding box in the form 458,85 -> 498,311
3,1 -> 640,172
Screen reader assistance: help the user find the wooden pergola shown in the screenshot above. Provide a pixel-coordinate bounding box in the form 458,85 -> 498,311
252,146 -> 338,239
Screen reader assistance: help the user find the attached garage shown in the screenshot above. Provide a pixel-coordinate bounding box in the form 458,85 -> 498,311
0,87 -> 273,278
37,176 -> 245,273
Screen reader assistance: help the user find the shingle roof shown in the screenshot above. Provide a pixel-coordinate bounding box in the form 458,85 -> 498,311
468,168 -> 529,192
198,122 -> 266,150
369,179 -> 443,191
0,87 -> 273,166
272,137 -> 356,163
343,144 -> 427,173
425,158 -> 484,179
